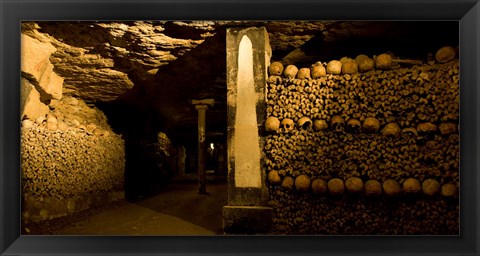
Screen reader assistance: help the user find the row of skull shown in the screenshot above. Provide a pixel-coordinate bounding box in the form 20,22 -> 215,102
268,171 -> 458,198
265,115 -> 457,137
268,46 -> 457,79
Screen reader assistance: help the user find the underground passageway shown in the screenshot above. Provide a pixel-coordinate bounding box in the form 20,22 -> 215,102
20,21 -> 459,235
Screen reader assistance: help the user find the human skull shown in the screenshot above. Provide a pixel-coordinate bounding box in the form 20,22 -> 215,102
435,46 -> 456,63
417,122 -> 438,134
345,177 -> 364,193
295,174 -> 311,193
313,119 -> 328,131
326,60 -> 342,75
383,179 -> 402,197
438,122 -> 457,136
296,68 -> 311,79
417,122 -> 438,140
269,61 -> 284,75
341,60 -> 358,74
381,122 -> 401,137
362,117 -> 380,133
403,178 -> 421,194
364,180 -> 382,197
357,57 -> 374,73
346,118 -> 361,133
297,116 -> 312,130
330,115 -> 345,132
310,62 -> 326,78
401,127 -> 418,139
311,178 -> 327,195
327,178 -> 345,196
375,53 -> 393,70
281,118 -> 295,133
265,116 -> 280,132
422,179 -> 441,196
283,65 -> 299,79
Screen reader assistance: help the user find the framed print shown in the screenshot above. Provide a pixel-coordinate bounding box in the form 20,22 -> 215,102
1,0 -> 479,255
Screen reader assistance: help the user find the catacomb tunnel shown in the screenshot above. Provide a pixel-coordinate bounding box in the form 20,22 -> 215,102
20,21 -> 459,235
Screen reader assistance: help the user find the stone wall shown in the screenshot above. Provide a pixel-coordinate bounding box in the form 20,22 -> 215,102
264,48 -> 459,235
21,32 -> 125,224
21,96 -> 125,223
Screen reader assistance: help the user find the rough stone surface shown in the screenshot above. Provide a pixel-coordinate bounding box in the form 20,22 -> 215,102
21,78 -> 50,120
37,63 -> 63,101
21,34 -> 56,84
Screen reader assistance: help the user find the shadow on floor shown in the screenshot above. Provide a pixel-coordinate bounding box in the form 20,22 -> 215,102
133,173 -> 228,234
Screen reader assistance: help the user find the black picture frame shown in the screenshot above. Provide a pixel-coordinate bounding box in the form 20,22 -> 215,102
1,0 -> 479,255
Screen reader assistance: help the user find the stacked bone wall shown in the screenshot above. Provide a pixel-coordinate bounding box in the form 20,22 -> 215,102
21,96 -> 125,224
265,50 -> 459,235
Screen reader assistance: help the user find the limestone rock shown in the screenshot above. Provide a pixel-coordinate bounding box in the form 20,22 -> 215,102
21,34 -> 56,84
37,63 -> 63,101
21,78 -> 50,121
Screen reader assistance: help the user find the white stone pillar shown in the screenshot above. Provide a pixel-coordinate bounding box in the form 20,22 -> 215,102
223,27 -> 272,234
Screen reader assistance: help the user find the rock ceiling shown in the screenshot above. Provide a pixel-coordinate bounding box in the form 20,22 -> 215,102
21,21 -> 458,144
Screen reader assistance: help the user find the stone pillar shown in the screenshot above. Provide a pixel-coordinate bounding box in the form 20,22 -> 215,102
223,27 -> 272,234
192,99 -> 215,195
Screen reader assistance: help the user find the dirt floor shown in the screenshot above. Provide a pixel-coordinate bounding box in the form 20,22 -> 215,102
24,173 -> 228,235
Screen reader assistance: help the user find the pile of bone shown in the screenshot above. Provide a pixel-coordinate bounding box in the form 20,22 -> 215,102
21,120 -> 125,199
264,46 -> 460,197
270,183 -> 459,235
265,125 -> 459,185
267,172 -> 457,198
266,46 -> 459,130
